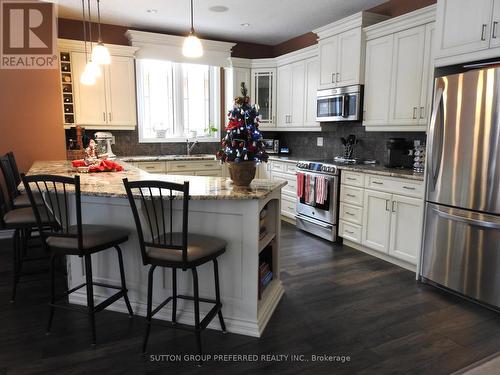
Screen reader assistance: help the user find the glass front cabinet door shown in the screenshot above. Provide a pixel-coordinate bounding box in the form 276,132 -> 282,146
251,68 -> 277,128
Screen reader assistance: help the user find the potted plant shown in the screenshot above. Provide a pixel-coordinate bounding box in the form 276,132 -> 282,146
216,83 -> 268,186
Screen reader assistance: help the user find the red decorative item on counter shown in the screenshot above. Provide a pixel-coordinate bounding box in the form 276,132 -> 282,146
71,159 -> 124,172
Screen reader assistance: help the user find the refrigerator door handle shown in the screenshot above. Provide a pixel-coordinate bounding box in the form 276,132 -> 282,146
428,86 -> 444,191
433,207 -> 500,229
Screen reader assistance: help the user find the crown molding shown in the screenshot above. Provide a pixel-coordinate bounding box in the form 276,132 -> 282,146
364,5 -> 437,40
314,11 -> 388,40
57,38 -> 138,57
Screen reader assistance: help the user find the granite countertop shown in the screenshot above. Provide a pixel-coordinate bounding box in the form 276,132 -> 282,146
120,154 -> 217,162
336,164 -> 424,181
268,155 -> 424,181
25,160 -> 286,200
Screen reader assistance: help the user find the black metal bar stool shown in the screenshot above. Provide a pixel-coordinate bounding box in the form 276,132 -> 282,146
22,174 -> 134,345
0,182 -> 53,302
123,179 -> 226,358
1,153 -> 42,208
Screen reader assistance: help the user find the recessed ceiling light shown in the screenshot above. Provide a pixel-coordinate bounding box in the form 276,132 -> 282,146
146,9 -> 158,14
241,23 -> 250,27
209,5 -> 229,13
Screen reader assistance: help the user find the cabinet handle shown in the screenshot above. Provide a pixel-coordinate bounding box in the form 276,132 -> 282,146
345,229 -> 354,234
372,181 -> 383,185
109,112 -> 112,122
336,72 -> 340,83
420,106 -> 425,119
331,73 -> 335,83
176,165 -> 187,168
346,193 -> 356,197
403,185 -> 416,190
481,24 -> 487,41
412,107 -> 418,119
345,211 -> 355,216
346,177 -> 357,181
103,112 -> 106,122
493,21 -> 498,39
392,201 -> 397,212
385,199 -> 390,211
289,115 -> 292,123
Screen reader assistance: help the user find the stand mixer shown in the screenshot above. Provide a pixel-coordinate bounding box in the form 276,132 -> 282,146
94,132 -> 116,159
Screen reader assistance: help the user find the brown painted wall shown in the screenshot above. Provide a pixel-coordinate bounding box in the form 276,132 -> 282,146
368,0 -> 436,17
0,69 -> 66,173
273,32 -> 318,57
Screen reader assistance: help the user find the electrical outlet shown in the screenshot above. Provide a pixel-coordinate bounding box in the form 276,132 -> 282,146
317,137 -> 324,147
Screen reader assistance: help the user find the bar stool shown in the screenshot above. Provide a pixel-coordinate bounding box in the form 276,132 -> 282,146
0,184 -> 53,301
22,174 -> 134,345
1,153 -> 42,208
123,179 -> 227,359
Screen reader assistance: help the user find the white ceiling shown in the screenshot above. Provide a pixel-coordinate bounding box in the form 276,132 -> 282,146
52,0 -> 387,45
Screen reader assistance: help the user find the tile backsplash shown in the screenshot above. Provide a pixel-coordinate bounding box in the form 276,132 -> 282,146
66,123 -> 425,164
265,122 -> 426,164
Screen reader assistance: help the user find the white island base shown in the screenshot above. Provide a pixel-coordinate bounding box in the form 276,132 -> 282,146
66,188 -> 284,337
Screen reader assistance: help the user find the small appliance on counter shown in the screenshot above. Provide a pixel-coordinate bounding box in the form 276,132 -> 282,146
262,139 -> 279,154
386,138 -> 413,168
95,132 -> 116,159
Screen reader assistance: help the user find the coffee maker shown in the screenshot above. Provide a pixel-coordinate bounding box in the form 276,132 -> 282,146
386,138 -> 413,168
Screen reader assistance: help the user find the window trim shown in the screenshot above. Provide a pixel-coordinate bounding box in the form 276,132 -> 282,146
136,59 -> 221,143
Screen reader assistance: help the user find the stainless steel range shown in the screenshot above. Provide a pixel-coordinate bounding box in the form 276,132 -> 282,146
295,160 -> 340,242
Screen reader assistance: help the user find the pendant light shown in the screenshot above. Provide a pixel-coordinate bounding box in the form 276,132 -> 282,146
91,0 -> 111,65
85,0 -> 101,77
80,0 -> 95,85
182,0 -> 203,58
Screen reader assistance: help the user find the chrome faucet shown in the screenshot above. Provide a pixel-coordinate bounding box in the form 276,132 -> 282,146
186,139 -> 199,156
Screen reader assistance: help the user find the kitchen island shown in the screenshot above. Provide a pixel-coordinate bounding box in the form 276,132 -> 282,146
26,161 -> 286,337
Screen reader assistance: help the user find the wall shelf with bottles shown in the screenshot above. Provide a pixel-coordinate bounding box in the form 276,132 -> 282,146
60,52 -> 75,125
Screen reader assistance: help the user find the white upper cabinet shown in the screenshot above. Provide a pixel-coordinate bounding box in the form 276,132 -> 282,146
388,25 -> 426,126
72,52 -> 108,126
337,28 -> 363,86
363,35 -> 393,125
225,62 -> 251,124
315,12 -> 388,90
276,64 -> 292,128
289,62 -> 306,127
491,0 -> 500,48
104,56 -> 137,127
251,67 -> 276,128
363,5 -> 436,131
59,39 -> 138,130
304,58 -> 320,127
318,35 -> 338,88
435,0 -> 493,62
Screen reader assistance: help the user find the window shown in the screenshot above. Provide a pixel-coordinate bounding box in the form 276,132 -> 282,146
136,59 -> 220,142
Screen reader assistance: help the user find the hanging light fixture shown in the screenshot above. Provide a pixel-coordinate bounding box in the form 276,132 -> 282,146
91,0 -> 111,65
182,0 -> 203,58
80,0 -> 95,85
85,0 -> 101,77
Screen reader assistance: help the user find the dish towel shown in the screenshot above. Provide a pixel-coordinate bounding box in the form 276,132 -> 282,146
72,159 -> 124,172
315,176 -> 328,205
305,175 -> 315,206
296,172 -> 305,199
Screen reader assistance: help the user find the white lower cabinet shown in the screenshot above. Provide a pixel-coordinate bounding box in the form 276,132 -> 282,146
362,190 -> 392,253
388,194 -> 424,264
340,171 -> 424,268
267,159 -> 297,220
133,160 -> 222,177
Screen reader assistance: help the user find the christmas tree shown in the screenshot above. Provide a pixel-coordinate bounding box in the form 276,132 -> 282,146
216,83 -> 269,164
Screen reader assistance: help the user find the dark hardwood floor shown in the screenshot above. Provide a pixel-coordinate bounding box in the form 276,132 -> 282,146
1,222 -> 500,374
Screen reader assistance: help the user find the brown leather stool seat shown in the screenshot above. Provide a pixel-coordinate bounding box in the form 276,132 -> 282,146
147,233 -> 226,266
47,225 -> 129,255
3,206 -> 53,228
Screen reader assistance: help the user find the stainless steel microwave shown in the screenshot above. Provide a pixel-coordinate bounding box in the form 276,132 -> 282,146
316,85 -> 363,122
262,139 -> 279,154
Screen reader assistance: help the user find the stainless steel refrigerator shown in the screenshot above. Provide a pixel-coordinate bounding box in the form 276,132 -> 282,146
421,65 -> 500,309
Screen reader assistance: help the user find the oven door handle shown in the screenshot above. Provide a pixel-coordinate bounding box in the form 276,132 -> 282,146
296,214 -> 333,229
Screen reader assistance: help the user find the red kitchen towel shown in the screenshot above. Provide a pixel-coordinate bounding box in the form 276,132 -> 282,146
315,176 -> 328,205
296,172 -> 304,198
72,160 -> 124,172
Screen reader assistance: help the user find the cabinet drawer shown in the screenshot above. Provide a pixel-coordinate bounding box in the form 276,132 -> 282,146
365,174 -> 424,197
285,163 -> 297,174
339,202 -> 363,225
167,160 -> 219,172
339,220 -> 362,244
271,161 -> 285,172
281,195 -> 297,218
340,185 -> 364,206
136,162 -> 165,173
195,170 -> 221,177
271,172 -> 296,196
341,171 -> 365,187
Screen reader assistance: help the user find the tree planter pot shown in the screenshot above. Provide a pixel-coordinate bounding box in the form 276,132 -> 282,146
227,161 -> 257,187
